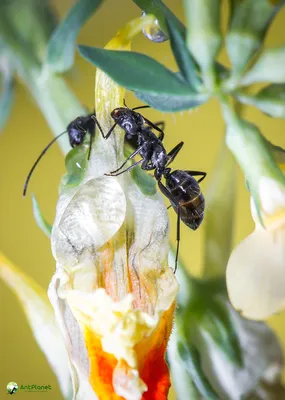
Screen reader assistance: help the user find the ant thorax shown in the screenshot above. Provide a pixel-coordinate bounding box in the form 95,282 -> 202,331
121,116 -> 144,135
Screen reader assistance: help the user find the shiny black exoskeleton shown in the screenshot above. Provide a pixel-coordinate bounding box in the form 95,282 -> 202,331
92,100 -> 165,141
159,168 -> 206,230
158,167 -> 206,271
103,103 -> 206,272
67,114 -> 96,148
23,113 -> 96,196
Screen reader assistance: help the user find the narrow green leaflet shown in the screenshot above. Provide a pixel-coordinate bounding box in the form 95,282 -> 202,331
184,0 -> 222,90
241,45 -> 285,86
131,167 -> 157,196
0,0 -> 56,65
177,339 -> 219,400
135,90 -> 209,112
201,300 -> 243,367
226,0 -> 285,78
132,0 -> 185,36
168,330 -> 201,400
32,194 -> 52,237
222,103 -> 285,225
165,14 -> 200,89
46,0 -> 104,73
237,84 -> 285,118
78,45 -> 194,96
0,67 -> 14,131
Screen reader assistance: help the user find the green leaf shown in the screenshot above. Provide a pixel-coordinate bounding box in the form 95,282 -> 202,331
46,0 -> 104,73
132,0 -> 185,37
63,145 -> 88,188
167,329 -> 201,400
165,12 -> 200,89
135,89 -> 209,112
221,101 -> 285,224
32,194 -> 52,237
0,0 -> 57,65
201,300 -> 243,367
137,1 -> 201,89
241,44 -> 285,86
177,340 -> 219,400
227,0 -> 285,81
78,45 -> 194,96
236,84 -> 285,118
131,167 -> 157,196
184,0 -> 222,90
0,66 -> 14,131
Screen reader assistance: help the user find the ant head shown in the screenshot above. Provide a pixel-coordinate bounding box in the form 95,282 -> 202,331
111,107 -> 126,121
67,116 -> 85,132
111,107 -> 144,135
68,128 -> 86,147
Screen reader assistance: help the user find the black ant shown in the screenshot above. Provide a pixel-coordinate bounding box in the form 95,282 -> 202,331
102,102 -> 206,272
23,113 -> 96,196
92,100 -> 165,141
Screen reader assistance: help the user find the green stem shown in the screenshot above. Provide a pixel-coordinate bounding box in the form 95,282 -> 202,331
202,141 -> 236,279
28,72 -> 86,155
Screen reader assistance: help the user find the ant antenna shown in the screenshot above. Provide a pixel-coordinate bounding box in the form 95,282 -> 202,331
23,131 -> 67,197
87,130 -> 93,160
123,99 -> 150,112
132,105 -> 150,111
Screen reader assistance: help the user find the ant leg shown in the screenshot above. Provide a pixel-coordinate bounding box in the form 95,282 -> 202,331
105,121 -> 119,139
153,121 -> 165,141
108,145 -> 144,174
141,158 -> 155,171
91,115 -> 106,138
166,141 -> 184,167
106,159 -> 143,176
143,116 -> 165,138
175,207 -> 181,273
91,115 -> 104,136
157,180 -> 178,203
186,171 -> 207,183
87,131 -> 94,160
154,121 -> 165,131
157,180 -> 181,273
91,115 -> 118,139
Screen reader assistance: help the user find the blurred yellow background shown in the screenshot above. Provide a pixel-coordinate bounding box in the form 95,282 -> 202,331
1,1 -> 285,399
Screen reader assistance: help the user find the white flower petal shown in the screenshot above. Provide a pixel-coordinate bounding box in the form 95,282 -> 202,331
258,176 -> 285,216
48,272 -> 97,400
51,176 -> 126,267
0,257 -> 72,398
113,361 -> 147,400
66,289 -> 158,369
226,228 -> 285,320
